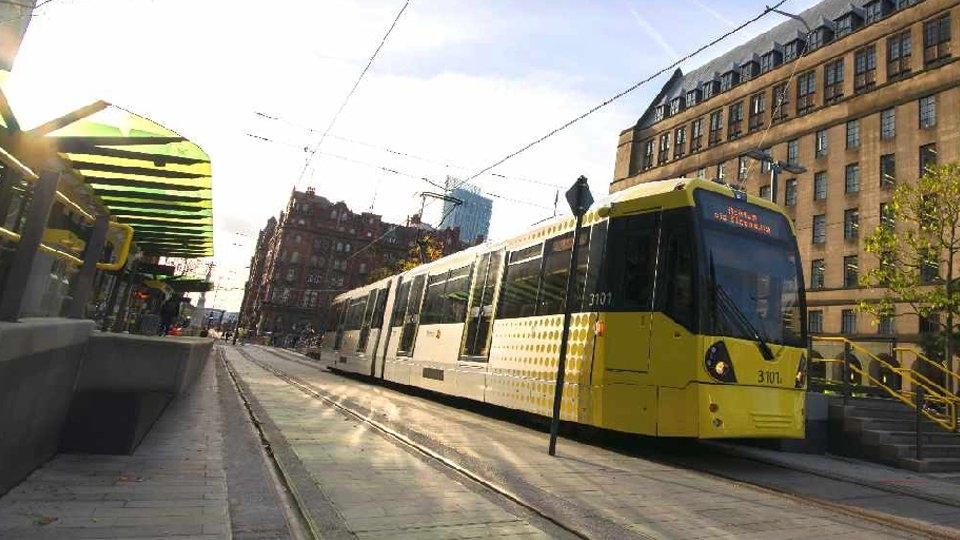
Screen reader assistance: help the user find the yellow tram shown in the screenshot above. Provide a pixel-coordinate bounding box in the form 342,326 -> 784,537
319,177 -> 808,438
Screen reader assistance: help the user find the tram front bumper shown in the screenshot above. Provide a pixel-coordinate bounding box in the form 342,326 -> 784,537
698,384 -> 805,439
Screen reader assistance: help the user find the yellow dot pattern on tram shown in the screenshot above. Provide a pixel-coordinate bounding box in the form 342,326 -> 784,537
486,313 -> 597,421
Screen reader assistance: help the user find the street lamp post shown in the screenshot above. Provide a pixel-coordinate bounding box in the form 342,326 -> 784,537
744,148 -> 807,204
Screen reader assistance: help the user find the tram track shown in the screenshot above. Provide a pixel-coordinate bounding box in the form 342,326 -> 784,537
233,345 -> 959,539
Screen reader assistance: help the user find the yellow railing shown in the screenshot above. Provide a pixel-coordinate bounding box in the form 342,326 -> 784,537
812,337 -> 957,432
895,347 -> 960,398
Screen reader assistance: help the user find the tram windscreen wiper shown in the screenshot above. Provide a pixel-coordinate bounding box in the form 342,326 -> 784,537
709,259 -> 775,361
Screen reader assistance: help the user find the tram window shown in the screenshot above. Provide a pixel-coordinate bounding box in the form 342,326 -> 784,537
603,213 -> 660,311
583,222 -> 608,311
421,265 -> 472,324
499,246 -> 543,319
656,214 -> 696,329
538,229 -> 589,316
370,286 -> 389,328
324,302 -> 343,333
421,273 -> 448,324
344,295 -> 368,331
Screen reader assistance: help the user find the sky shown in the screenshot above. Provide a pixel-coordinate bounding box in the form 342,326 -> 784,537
4,0 -> 819,311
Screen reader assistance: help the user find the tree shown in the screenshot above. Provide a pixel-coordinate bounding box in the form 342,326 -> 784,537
860,162 -> 960,392
365,233 -> 445,284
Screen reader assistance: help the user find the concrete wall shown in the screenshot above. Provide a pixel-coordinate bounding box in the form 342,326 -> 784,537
0,318 -> 94,495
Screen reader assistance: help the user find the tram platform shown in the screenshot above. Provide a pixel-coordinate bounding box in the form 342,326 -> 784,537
2,344 -> 959,539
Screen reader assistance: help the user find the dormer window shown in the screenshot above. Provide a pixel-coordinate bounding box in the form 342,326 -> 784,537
760,50 -> 782,73
720,70 -> 740,92
702,79 -> 720,100
864,0 -> 891,23
835,13 -> 862,38
654,104 -> 667,122
669,96 -> 686,116
740,60 -> 760,81
686,88 -> 702,106
808,27 -> 834,50
783,39 -> 805,61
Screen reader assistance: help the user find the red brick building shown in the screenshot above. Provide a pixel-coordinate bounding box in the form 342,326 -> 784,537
239,188 -> 470,337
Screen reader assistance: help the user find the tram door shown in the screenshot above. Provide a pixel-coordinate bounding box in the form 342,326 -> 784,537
460,251 -> 504,359
397,274 -> 427,356
356,289 -> 379,353
603,211 -> 660,372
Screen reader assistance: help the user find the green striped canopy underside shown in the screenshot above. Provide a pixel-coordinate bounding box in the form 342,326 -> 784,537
48,105 -> 213,258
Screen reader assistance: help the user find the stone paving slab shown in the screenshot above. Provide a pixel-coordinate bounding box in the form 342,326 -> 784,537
247,346 -> 938,539
0,354 -> 231,540
224,346 -> 564,539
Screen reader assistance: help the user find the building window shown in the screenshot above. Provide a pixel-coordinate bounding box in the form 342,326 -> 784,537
845,163 -> 860,194
844,208 -> 860,239
783,38 -> 805,62
748,92 -> 766,132
864,0 -> 887,24
702,79 -> 720,100
690,118 -> 703,153
720,70 -> 740,92
809,310 -> 824,333
924,14 -> 951,65
815,129 -> 828,157
921,251 -> 939,284
814,172 -> 828,201
813,214 -> 826,244
738,156 -> 749,181
880,107 -> 895,139
686,88 -> 702,107
759,185 -> 771,200
797,71 -> 816,115
811,259 -> 825,289
658,133 -> 670,165
741,61 -> 759,81
887,31 -> 912,80
808,27 -> 834,50
842,309 -> 857,334
784,140 -> 797,166
673,127 -> 686,159
880,154 -> 896,187
771,83 -> 790,124
697,166 -> 706,179
844,255 -> 859,286
654,105 -> 666,123
708,109 -> 723,146
880,202 -> 895,230
669,96 -> 686,116
854,46 -> 877,92
846,120 -> 860,148
920,143 -> 937,175
715,162 -> 726,181
728,101 -> 744,140
878,314 -> 895,335
919,95 -> 936,128
641,139 -> 654,170
835,14 -> 861,38
760,50 -> 782,73
785,179 -> 798,206
824,59 -> 844,103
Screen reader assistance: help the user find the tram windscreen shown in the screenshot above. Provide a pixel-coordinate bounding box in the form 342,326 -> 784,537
696,190 -> 804,347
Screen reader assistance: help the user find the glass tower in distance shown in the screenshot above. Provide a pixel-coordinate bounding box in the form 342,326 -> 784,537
442,176 -> 493,245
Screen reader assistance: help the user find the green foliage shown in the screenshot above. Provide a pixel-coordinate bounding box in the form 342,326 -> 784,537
365,233 -> 445,284
860,163 -> 960,368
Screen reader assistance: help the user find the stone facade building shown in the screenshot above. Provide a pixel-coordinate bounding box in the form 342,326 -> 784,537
239,188 -> 468,337
613,0 -> 958,343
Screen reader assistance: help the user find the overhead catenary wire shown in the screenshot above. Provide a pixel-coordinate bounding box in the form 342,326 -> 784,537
295,0 -> 411,188
448,0 -> 791,194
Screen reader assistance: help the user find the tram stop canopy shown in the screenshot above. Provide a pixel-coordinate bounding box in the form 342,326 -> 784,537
39,102 -> 214,258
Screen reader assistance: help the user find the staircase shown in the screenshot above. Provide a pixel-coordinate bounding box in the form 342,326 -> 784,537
830,397 -> 960,472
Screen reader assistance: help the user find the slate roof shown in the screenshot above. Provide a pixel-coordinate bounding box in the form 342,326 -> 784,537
636,0 -> 883,130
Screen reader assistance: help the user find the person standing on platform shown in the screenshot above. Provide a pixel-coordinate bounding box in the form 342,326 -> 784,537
159,295 -> 181,336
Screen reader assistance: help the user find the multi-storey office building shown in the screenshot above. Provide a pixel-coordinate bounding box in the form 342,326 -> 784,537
240,188 -> 469,337
442,176 -> 493,244
613,0 -> 957,343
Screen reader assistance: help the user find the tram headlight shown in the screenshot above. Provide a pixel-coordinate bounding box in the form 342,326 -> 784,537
705,342 -> 737,383
795,354 -> 807,388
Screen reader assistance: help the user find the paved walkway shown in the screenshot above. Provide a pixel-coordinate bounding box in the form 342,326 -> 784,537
0,353 -> 230,539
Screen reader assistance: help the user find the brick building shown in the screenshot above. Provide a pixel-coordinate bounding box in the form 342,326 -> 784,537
239,188 -> 469,337
613,0 -> 959,343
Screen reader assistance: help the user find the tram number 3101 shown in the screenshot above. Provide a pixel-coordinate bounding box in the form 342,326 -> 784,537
757,370 -> 782,385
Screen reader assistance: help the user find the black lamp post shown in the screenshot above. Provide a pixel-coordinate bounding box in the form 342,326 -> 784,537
744,148 -> 807,204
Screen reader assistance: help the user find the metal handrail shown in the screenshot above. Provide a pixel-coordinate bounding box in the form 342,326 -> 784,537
895,347 -> 960,396
1,222 -> 132,271
811,338 -> 957,432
